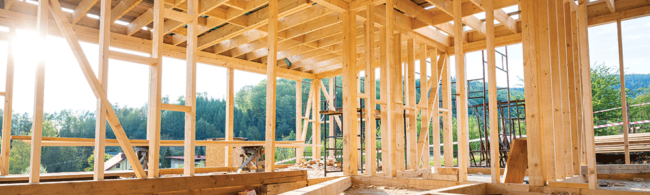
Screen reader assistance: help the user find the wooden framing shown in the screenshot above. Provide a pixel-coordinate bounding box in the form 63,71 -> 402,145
616,19 -> 630,165
0,27 -> 13,177
265,0 -> 279,172
0,0 -> 645,192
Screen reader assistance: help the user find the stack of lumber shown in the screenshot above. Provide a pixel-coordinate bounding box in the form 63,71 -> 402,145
594,132 -> 650,153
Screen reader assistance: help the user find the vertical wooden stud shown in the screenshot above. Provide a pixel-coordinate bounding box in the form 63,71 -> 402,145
453,0 -> 468,181
617,20 -> 630,165
312,79 -> 321,161
265,0 -> 279,172
225,68 -> 235,166
184,0 -> 198,176
0,27 -> 14,176
379,26 -> 390,176
296,80 -> 304,161
548,0 -> 566,180
485,0 -> 500,184
364,4 -> 376,176
94,0 -> 110,180
147,0 -> 163,178
442,54 -> 453,168
30,0 -> 49,183
564,2 -> 580,176
342,9 -> 358,176
406,38 -> 417,170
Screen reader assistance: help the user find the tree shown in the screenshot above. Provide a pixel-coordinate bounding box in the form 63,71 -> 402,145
84,151 -> 113,172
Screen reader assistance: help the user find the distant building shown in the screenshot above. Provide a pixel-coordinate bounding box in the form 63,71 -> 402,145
166,155 -> 206,168
104,153 -> 131,171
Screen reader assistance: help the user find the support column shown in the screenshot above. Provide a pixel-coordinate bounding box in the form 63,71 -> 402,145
265,0 -> 279,172
555,0 -> 574,177
30,0 -> 48,183
312,79 -> 321,161
0,27 -> 14,176
418,44 -> 431,169
485,0 -> 500,184
564,2 -> 581,176
379,26 -> 390,176
617,19 -> 630,165
548,0 -> 566,180
406,39 -> 417,170
394,33 -> 404,172
577,0 -> 598,189
520,0 -> 547,186
225,68 -> 235,166
147,0 -> 163,178
364,4 -> 377,176
442,54 -> 453,168
453,0 -> 468,182
184,0 -> 198,176
342,9 -> 358,176
328,77 -> 334,158
94,0 -> 110,180
296,80 -> 304,161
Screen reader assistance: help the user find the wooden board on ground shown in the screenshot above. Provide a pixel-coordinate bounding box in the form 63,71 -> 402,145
419,183 -> 487,195
504,138 -> 528,183
307,177 -> 341,186
281,176 -> 350,195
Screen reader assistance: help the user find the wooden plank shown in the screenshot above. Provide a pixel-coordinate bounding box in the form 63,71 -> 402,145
537,0 -> 557,183
605,0 -> 615,13
296,80 -> 303,161
29,0 -> 48,183
3,0 -> 12,10
588,5 -> 650,26
393,32 -> 405,173
378,26 -> 389,176
453,0 -> 468,182
71,0 -> 99,24
504,139 -> 528,184
161,103 -> 192,113
147,0 -> 163,178
0,27 -> 13,176
265,0 -> 279,173
108,50 -> 157,65
225,68 -> 235,166
0,171 -> 307,194
93,0 -> 110,181
437,167 -> 458,175
311,0 -> 348,13
384,0 -> 397,177
556,0 -> 573,178
564,1 -> 580,176
164,8 -> 193,23
485,0 -> 499,184
312,78 -> 321,161
424,47 -> 437,169
326,78 -> 335,158
281,176 -> 350,195
519,0 -> 545,186
110,0 -> 143,23
342,9 -> 358,176
266,181 -> 307,194
441,54 -> 452,168
416,45 -> 430,169
406,38 -> 417,170
364,4 -> 376,176
577,0 -> 598,189
617,19 -> 630,165
548,181 -> 589,189
548,0 -> 567,180
422,172 -> 458,181
184,0 -> 198,176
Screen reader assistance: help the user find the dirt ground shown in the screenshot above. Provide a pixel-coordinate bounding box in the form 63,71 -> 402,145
598,179 -> 650,192
342,184 -> 429,195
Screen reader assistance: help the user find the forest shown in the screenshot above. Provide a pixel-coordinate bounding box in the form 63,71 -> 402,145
0,63 -> 648,174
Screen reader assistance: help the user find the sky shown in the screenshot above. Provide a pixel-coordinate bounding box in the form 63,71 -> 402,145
0,12 -> 649,115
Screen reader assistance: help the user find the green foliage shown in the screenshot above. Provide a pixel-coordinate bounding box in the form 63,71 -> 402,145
84,152 -> 113,172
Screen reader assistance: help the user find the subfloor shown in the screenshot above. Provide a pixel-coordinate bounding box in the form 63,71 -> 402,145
597,179 -> 650,192
342,184 -> 429,195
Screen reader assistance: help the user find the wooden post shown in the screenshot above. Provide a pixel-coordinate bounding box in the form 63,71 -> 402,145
184,0 -> 198,176
265,0 -> 279,172
364,4 -> 376,176
342,9 -> 358,176
94,0 -> 110,181
485,0 -> 500,184
556,0 -> 573,178
520,0 -> 547,186
537,0 -> 557,182
429,49 -> 441,170
1,27 -> 14,176
565,2 -> 581,176
417,44 -> 431,169
577,0 -> 598,189
30,0 -> 48,183
312,79 -> 321,161
406,38 -> 417,170
442,54 -> 453,168
571,8 -> 586,168
548,0 -> 566,180
147,0 -> 163,179
296,80 -> 303,161
379,26 -> 390,176
394,33 -> 405,172
453,0 -> 468,182
617,19 -> 630,165
225,68 -> 235,166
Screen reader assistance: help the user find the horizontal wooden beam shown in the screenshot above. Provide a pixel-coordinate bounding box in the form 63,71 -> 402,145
12,135 -> 303,147
161,103 -> 192,112
0,170 -> 307,194
448,33 -> 521,55
164,8 -> 194,23
108,50 -> 157,65
588,5 -> 650,26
